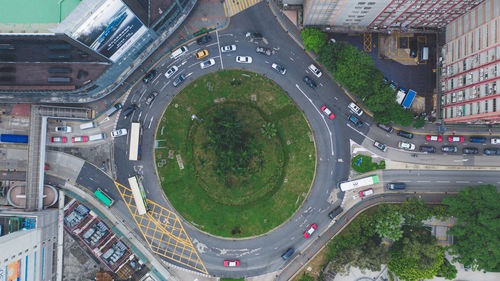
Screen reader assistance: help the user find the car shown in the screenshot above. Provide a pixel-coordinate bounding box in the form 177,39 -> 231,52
111,128 -> 128,138
359,188 -> 374,197
470,136 -> 487,143
200,58 -> 216,69
329,38 -> 336,44
255,46 -> 272,56
348,115 -> 363,128
271,63 -> 286,75
387,183 -> 406,190
223,260 -> 239,267
142,69 -> 157,83
164,66 -> 178,79
389,81 -> 397,91
348,102 -> 363,116
303,76 -> 317,89
72,136 -> 88,143
236,56 -> 252,64
448,136 -> 464,142
377,123 -> 393,133
397,130 -> 414,139
484,148 -> 500,155
463,147 -> 478,154
145,91 -> 158,105
195,49 -> 209,60
321,105 -> 335,119
491,138 -> 500,144
246,32 -> 263,40
373,141 -> 388,152
281,248 -> 294,260
173,74 -> 186,87
303,224 -> 317,238
308,64 -> 322,78
398,141 -> 416,151
123,104 -> 137,117
51,136 -> 67,143
55,126 -> 72,133
328,206 -> 343,220
196,34 -> 212,45
419,145 -> 436,153
426,135 -> 443,142
221,44 -> 236,53
170,46 -> 188,59
441,146 -> 457,153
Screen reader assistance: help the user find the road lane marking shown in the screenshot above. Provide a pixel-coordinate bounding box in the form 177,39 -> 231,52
456,181 -> 470,183
416,180 -> 431,183
437,180 -> 450,183
216,30 -> 223,69
148,116 -> 154,129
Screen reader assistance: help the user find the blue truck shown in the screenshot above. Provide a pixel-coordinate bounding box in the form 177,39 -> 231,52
402,89 -> 417,109
0,134 -> 29,143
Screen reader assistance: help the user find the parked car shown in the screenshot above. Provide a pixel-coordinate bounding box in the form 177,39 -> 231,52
142,69 -> 157,83
281,248 -> 294,260
200,58 -> 216,69
359,188 -> 374,197
303,76 -> 317,89
72,136 -> 88,143
164,66 -> 178,79
271,63 -> 286,75
398,141 -> 416,151
223,260 -> 239,267
470,136 -> 487,143
173,74 -> 186,87
441,146 -> 457,153
255,46 -> 272,56
303,224 -> 317,238
348,115 -> 363,128
321,105 -> 335,119
246,32 -> 263,40
51,136 -> 67,143
491,138 -> 500,144
196,34 -> 212,45
195,49 -> 209,59
373,141 -> 388,152
448,136 -> 464,142
484,148 -> 500,155
377,123 -> 393,133
308,64 -> 322,78
145,91 -> 158,106
426,135 -> 442,142
55,126 -> 72,133
221,45 -> 236,53
463,147 -> 478,154
348,102 -> 363,116
236,56 -> 252,63
111,129 -> 128,138
398,130 -> 414,139
328,206 -> 343,220
419,145 -> 436,153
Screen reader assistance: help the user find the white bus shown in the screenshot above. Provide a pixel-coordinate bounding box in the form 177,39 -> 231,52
338,175 -> 379,192
127,176 -> 149,216
129,122 -> 142,161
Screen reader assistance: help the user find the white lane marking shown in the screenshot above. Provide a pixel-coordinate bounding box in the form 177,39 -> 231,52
137,111 -> 142,121
186,72 -> 193,78
437,180 -> 450,183
148,116 -> 154,129
416,180 -> 431,183
160,82 -> 170,92
295,84 -> 334,156
151,73 -> 161,84
456,181 -> 470,183
289,57 -> 294,61
216,30 -> 224,69
138,89 -> 148,102
143,113 -> 149,122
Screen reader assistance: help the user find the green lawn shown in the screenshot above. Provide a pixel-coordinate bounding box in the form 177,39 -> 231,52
0,0 -> 81,23
155,70 -> 315,237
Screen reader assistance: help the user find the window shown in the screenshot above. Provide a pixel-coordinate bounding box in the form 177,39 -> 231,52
485,100 -> 489,112
493,99 -> 497,112
463,60 -> 467,71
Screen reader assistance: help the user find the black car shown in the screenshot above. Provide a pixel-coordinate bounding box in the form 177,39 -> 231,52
328,206 -> 343,220
398,130 -> 414,139
173,74 -> 186,87
196,34 -> 212,45
303,76 -> 317,89
143,69 -> 157,83
484,148 -> 500,155
419,145 -> 436,153
255,46 -> 272,56
246,32 -> 263,40
441,146 -> 457,153
123,104 -> 137,117
463,147 -> 478,154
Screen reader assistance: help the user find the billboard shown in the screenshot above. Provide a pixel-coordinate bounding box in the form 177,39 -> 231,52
5,260 -> 20,281
72,0 -> 148,61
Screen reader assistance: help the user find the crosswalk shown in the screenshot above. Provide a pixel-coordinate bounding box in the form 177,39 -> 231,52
224,0 -> 262,17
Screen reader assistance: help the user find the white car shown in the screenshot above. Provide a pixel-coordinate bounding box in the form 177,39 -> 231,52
55,126 -> 72,133
200,58 -> 216,69
271,63 -> 287,75
491,138 -> 500,144
398,141 -> 416,151
111,128 -> 128,138
348,102 -> 363,116
164,66 -> 179,79
221,45 -> 236,53
308,64 -> 322,78
236,56 -> 252,64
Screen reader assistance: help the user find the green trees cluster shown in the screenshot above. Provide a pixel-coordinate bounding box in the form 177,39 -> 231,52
300,28 -> 326,53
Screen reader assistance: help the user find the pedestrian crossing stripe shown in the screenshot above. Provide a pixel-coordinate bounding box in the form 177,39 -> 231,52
224,0 -> 262,18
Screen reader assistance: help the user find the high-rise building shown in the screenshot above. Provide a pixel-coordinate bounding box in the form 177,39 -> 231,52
440,0 -> 500,123
0,209 -> 59,281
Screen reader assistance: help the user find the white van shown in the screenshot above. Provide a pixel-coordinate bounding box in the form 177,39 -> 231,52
170,46 -> 188,59
89,133 -> 105,141
348,102 -> 363,116
420,47 -> 429,61
80,122 -> 96,130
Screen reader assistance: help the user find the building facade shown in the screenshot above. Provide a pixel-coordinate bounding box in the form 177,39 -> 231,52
440,0 -> 500,123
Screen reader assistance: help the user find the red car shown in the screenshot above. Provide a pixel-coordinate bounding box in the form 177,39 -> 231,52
321,105 -> 335,119
448,136 -> 464,142
51,137 -> 67,143
224,260 -> 240,267
359,188 -> 374,197
426,135 -> 442,142
303,223 -> 317,238
72,136 -> 88,143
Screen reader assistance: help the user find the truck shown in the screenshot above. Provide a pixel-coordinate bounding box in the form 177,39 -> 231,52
402,89 -> 417,109
0,134 -> 28,143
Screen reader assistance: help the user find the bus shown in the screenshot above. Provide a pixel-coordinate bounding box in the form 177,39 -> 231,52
338,175 -> 379,192
129,122 -> 142,161
94,188 -> 114,207
128,176 -> 149,215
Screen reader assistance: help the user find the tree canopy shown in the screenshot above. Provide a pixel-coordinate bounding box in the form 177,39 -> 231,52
300,28 -> 326,53
442,185 -> 500,272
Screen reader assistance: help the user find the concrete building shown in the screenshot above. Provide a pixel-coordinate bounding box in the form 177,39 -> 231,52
0,209 -> 58,281
440,0 -> 500,123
